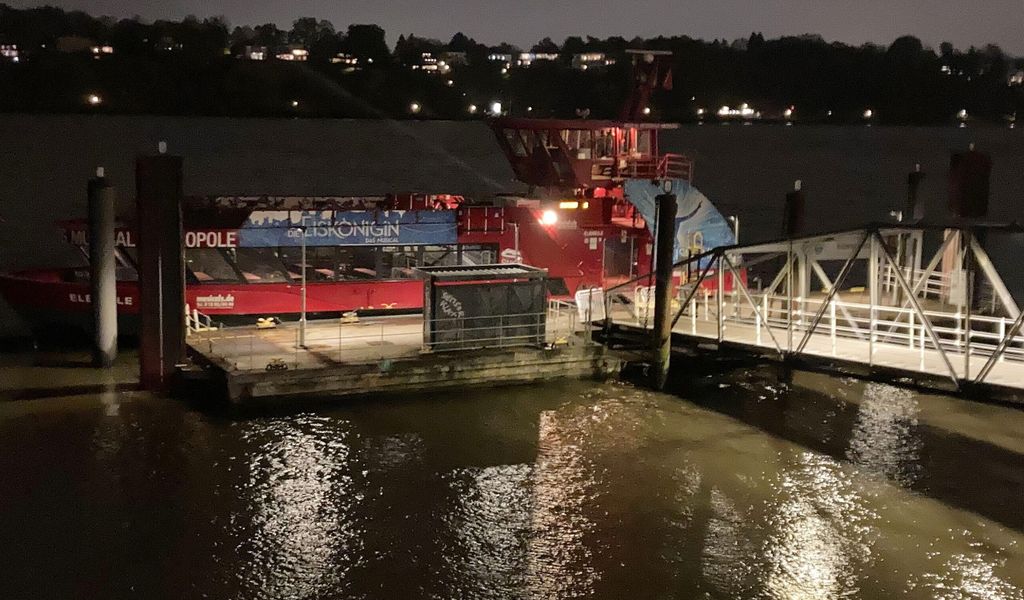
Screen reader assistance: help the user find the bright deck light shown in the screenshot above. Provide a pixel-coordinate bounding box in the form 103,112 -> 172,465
539,210 -> 558,225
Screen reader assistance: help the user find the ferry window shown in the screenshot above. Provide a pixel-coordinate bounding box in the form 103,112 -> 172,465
637,130 -> 652,156
186,248 -> 240,283
234,248 -> 290,283
114,248 -> 138,282
279,246 -> 338,281
459,244 -> 498,266
422,245 -> 457,267
337,247 -> 378,279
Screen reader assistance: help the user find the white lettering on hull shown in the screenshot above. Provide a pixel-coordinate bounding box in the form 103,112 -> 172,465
68,293 -> 133,306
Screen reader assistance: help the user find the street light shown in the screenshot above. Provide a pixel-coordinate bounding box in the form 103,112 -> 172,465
292,225 -> 308,348
727,215 -> 739,243
409,102 -> 421,114
86,93 -> 102,106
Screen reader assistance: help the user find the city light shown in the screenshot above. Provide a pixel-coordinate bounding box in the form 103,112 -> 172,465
717,104 -> 758,119
468,104 -> 478,114
489,101 -> 502,115
409,102 -> 421,114
290,99 -> 299,108
784,106 -> 794,119
527,106 -> 533,112
696,107 -> 706,116
957,108 -> 969,121
539,210 -> 558,225
446,79 -> 454,87
642,107 -> 651,116
86,93 -> 102,106
863,108 -> 874,119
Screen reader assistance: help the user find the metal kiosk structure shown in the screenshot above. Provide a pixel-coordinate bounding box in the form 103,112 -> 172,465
415,264 -> 548,351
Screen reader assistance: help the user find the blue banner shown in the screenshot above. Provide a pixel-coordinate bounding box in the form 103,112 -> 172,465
237,210 -> 457,247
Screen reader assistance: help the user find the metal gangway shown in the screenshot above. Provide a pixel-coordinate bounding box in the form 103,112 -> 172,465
603,224 -> 1024,393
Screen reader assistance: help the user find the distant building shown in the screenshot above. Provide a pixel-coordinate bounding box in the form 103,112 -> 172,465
517,52 -> 558,67
276,46 -> 308,62
410,52 -> 451,75
158,37 -> 182,52
237,46 -> 262,60
439,51 -> 468,66
239,45 -> 267,61
90,45 -> 114,58
56,36 -> 95,54
487,53 -> 513,66
571,52 -> 615,70
0,44 -> 19,63
330,53 -> 359,68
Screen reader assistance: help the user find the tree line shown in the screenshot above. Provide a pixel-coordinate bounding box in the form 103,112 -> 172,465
1,4 -> 1021,123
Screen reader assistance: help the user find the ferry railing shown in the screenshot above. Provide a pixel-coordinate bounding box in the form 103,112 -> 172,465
621,153 -> 693,183
184,304 -> 218,334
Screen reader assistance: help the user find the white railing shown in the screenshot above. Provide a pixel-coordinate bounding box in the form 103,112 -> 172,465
184,304 -> 219,334
609,287 -> 1024,385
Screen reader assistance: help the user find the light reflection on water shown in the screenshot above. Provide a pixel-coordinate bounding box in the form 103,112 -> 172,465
1,361 -> 1023,598
237,416 -> 363,599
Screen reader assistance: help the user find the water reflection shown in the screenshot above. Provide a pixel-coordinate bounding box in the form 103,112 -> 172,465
846,382 -> 922,486
237,415 -> 362,599
444,464 -> 533,598
525,407 -> 600,598
764,453 -> 872,599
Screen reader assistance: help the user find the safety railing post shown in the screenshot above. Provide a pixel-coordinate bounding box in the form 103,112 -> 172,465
919,322 -> 926,370
908,310 -> 915,350
690,297 -> 696,335
756,295 -> 762,345
869,233 -> 877,366
830,299 -> 837,356
999,318 -> 1006,362
717,256 -> 725,343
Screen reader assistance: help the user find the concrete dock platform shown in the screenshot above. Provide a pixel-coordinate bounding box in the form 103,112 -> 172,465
186,312 -> 620,403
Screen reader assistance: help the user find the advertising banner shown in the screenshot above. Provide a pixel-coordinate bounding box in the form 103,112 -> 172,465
237,210 -> 457,247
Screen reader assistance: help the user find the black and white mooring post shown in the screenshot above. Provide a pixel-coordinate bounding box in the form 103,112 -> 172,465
88,167 -> 117,367
650,184 -> 678,390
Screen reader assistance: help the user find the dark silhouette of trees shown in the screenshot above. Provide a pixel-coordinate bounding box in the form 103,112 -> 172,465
0,4 -> 1020,122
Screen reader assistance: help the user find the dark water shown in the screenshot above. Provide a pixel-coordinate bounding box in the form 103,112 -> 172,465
2,352 -> 1023,599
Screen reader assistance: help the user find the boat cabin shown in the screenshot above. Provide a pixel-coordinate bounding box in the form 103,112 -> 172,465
491,118 -> 691,192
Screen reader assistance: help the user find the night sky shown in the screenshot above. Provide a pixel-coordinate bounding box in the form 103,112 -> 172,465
9,0 -> 1024,55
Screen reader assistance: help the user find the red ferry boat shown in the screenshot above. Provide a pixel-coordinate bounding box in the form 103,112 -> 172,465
0,54 -> 738,336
